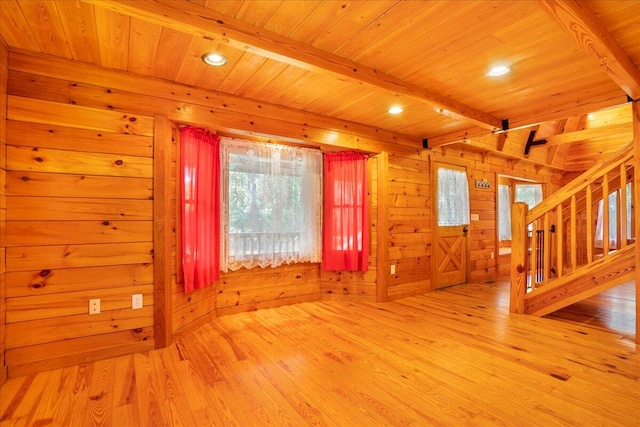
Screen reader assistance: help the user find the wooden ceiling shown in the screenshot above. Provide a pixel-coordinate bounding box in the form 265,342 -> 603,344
1,0 -> 639,171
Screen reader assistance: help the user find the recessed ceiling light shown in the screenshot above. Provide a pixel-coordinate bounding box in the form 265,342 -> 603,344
388,106 -> 403,114
488,65 -> 510,77
201,53 -> 228,67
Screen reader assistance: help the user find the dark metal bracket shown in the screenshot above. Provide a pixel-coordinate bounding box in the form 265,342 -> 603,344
524,129 -> 547,155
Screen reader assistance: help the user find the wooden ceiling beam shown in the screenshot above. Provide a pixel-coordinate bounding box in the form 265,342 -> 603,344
536,0 -> 640,100
82,0 -> 503,131
545,122 -> 632,146
429,93 -> 629,148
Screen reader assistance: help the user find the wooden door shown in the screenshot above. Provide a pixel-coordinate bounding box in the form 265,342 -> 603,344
433,163 -> 469,289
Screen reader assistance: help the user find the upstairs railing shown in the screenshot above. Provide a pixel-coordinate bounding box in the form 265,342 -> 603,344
229,231 -> 301,256
510,142 -> 635,313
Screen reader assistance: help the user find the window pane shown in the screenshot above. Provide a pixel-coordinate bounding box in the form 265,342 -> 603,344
437,168 -> 470,226
221,138 -> 322,271
515,184 -> 543,209
627,182 -> 632,240
498,184 -> 511,241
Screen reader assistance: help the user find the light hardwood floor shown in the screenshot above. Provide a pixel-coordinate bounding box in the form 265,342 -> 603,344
1,280 -> 638,426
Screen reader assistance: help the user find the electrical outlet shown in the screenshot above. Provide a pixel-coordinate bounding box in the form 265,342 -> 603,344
390,264 -> 396,275
132,294 -> 143,310
89,299 -> 100,315
491,251 -> 495,259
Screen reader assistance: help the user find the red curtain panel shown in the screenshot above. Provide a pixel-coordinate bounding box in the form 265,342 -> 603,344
180,127 -> 220,292
323,152 -> 369,271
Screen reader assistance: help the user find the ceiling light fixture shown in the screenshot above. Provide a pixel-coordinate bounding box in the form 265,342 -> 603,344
488,65 -> 511,77
388,106 -> 403,115
201,53 -> 228,67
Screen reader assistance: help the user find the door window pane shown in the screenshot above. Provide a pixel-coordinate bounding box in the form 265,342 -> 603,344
437,168 -> 470,226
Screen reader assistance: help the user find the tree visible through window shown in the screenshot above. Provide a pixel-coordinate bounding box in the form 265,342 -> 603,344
498,182 -> 543,242
220,138 -> 322,271
514,184 -> 543,209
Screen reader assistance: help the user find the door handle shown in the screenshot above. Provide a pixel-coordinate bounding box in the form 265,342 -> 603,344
462,225 -> 468,236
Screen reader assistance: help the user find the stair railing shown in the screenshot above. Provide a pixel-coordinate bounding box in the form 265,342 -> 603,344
510,142 -> 635,314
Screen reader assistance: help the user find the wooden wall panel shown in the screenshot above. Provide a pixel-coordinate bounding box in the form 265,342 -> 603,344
386,153 -> 431,300
6,264 -> 153,297
467,171 -> 498,281
0,35 -> 9,386
7,196 -> 153,221
6,121 -> 153,157
5,327 -> 153,378
5,171 -> 153,199
0,48 -> 569,379
217,263 -> 321,316
4,75 -> 155,376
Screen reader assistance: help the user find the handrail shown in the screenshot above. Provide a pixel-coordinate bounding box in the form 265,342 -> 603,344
525,141 -> 633,224
510,141 -> 635,314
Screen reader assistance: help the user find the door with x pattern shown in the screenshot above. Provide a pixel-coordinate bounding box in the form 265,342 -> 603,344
432,162 -> 470,289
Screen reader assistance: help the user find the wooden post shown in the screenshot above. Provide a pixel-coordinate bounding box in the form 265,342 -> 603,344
376,152 -> 389,302
543,212 -> 551,284
510,202 -> 528,314
586,184 -> 593,263
632,100 -> 640,344
0,35 -> 8,387
153,115 -> 173,348
620,163 -> 628,248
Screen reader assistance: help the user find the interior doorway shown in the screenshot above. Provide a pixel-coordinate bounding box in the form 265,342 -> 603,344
496,175 -> 544,277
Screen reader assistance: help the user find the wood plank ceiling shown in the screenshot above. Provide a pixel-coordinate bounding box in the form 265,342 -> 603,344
1,0 -> 639,171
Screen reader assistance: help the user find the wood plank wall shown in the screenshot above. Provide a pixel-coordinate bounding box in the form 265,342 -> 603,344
0,36 -> 9,387
386,153 -> 431,299
322,144 -> 562,302
4,93 -> 156,376
1,49 -> 565,377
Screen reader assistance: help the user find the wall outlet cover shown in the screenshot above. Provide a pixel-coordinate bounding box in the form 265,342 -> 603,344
89,299 -> 100,315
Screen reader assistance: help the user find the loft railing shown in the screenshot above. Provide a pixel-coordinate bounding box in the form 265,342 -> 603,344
229,231 -> 301,256
510,142 -> 635,313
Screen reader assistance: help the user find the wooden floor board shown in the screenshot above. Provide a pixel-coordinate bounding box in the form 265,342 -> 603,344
0,280 -> 638,426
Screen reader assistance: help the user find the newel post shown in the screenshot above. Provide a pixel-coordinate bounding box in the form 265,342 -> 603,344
510,202 -> 529,314
632,100 -> 640,344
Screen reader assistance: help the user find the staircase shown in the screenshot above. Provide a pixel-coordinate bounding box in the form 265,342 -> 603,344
510,142 -> 636,317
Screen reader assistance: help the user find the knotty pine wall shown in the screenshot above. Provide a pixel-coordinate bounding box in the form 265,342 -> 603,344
1,49 -> 565,378
4,95 -> 156,377
385,153 -> 431,299
322,142 -> 563,302
3,50 -> 329,377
